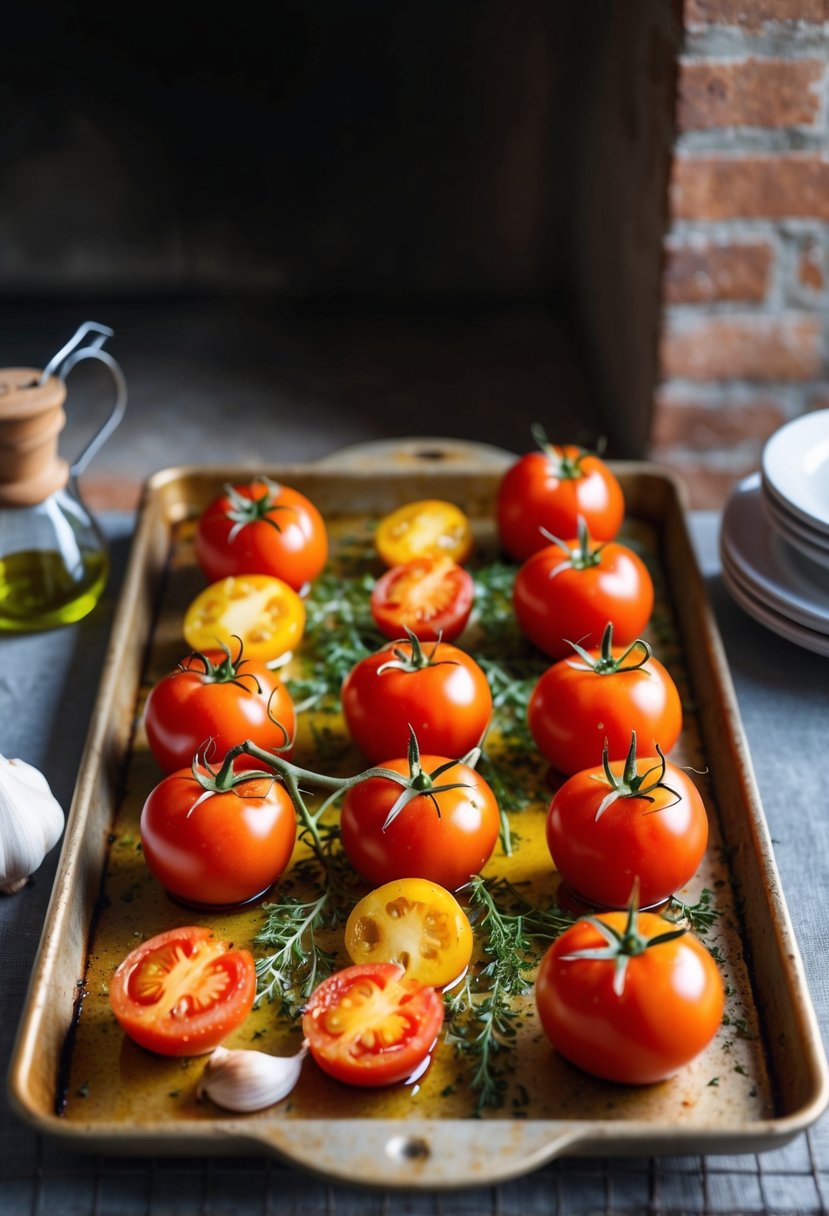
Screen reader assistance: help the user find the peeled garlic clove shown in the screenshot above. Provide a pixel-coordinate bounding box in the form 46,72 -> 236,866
0,756 -> 64,895
197,1043 -> 307,1112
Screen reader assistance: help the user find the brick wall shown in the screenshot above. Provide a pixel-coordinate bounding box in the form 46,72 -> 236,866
651,0 -> 829,507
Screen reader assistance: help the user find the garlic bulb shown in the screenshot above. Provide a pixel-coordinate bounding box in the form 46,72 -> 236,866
197,1043 -> 307,1112
0,755 -> 64,894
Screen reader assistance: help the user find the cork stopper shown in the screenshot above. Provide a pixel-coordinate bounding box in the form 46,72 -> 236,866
0,368 -> 70,507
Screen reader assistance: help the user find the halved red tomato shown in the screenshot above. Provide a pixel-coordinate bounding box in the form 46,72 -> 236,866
301,963 -> 444,1087
109,926 -> 256,1056
370,557 -> 474,642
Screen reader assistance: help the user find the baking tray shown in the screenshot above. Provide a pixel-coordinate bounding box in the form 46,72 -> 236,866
8,446 -> 829,1189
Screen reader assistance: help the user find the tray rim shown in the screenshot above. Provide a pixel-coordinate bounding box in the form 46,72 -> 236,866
8,456 -> 829,1189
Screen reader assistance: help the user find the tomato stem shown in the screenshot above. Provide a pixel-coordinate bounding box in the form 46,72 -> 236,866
223,478 -> 291,542
594,733 -> 681,822
565,622 -> 652,676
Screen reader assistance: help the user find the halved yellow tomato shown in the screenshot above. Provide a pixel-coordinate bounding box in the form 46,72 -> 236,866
375,499 -> 473,568
183,574 -> 305,663
344,877 -> 473,988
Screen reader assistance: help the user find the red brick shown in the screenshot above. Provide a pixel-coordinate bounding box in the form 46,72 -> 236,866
659,315 -> 823,379
798,239 -> 825,291
685,0 -> 828,30
677,59 -> 824,130
671,154 -> 829,221
651,396 -> 787,446
663,241 -> 772,303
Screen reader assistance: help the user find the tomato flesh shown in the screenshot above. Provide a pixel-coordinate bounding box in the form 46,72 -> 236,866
370,558 -> 474,642
183,574 -> 305,664
345,878 -> 473,988
375,499 -> 473,568
302,963 -> 444,1087
109,926 -> 256,1056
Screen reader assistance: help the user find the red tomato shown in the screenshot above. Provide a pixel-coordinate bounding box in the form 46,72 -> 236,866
497,440 -> 624,561
195,479 -> 328,590
302,963 -> 444,1087
341,636 -> 492,764
528,627 -> 682,775
513,532 -> 654,660
370,557 -> 474,643
143,646 -> 295,774
109,926 -> 256,1056
340,754 -> 500,890
535,909 -> 724,1084
140,769 -> 297,907
546,742 -> 708,909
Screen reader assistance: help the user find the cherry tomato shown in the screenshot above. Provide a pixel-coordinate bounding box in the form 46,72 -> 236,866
370,557 -> 474,643
345,877 -> 473,988
535,909 -> 724,1084
140,769 -> 297,907
497,439 -> 624,561
143,645 -> 295,774
182,574 -> 305,665
546,740 -> 708,910
302,963 -> 444,1087
528,626 -> 682,775
513,529 -> 654,660
341,636 -> 492,764
109,926 -> 256,1056
375,499 -> 473,568
195,479 -> 328,591
340,754 -> 500,891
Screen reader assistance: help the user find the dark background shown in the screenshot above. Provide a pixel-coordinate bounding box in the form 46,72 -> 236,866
1,2 -> 679,477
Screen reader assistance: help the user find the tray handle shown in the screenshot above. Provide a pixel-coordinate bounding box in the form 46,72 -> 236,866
243,1118 -> 583,1186
314,436 -> 515,473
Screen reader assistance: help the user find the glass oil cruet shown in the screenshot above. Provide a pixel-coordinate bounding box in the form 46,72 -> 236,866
0,322 -> 127,631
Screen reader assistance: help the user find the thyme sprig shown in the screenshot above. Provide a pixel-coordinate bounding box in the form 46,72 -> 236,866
664,887 -> 721,937
445,876 -> 575,1113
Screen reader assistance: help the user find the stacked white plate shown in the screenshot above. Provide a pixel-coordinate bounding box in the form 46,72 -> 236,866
720,409 -> 829,657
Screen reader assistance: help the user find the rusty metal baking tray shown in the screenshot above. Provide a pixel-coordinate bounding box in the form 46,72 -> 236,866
8,448 -> 829,1189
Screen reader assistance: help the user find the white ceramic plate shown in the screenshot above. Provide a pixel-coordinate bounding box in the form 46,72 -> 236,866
762,409 -> 829,535
721,473 -> 829,631
762,488 -> 829,568
721,560 -> 829,657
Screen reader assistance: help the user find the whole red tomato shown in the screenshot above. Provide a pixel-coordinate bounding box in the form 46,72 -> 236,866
140,769 -> 297,907
528,625 -> 682,775
497,435 -> 624,561
143,645 -> 295,774
546,737 -> 708,910
340,754 -> 500,890
535,907 -> 724,1084
195,479 -> 328,590
341,635 -> 492,763
513,527 -> 654,660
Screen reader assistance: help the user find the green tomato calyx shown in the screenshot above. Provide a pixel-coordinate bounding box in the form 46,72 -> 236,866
223,478 -> 291,542
565,622 -> 652,676
379,726 -> 478,832
559,885 -> 687,996
541,517 -> 605,576
592,732 -> 680,822
183,634 -> 263,692
376,628 -> 458,676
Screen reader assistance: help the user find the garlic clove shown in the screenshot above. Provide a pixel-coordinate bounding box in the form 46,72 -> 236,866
196,1043 -> 307,1112
0,755 -> 64,895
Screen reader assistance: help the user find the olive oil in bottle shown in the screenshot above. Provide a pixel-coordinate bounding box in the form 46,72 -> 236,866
0,323 -> 125,632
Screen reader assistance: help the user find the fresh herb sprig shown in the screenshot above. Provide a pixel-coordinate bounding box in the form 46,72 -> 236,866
445,876 -> 575,1114
664,887 -> 721,936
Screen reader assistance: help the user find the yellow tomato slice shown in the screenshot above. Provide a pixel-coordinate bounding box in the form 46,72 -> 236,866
375,499 -> 473,568
183,574 -> 305,664
344,877 -> 473,988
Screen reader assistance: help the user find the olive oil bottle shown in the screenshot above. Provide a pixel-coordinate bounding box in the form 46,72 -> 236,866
0,324 -> 126,631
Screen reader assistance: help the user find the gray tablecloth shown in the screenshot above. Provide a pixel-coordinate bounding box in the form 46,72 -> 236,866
1,512 -> 828,1216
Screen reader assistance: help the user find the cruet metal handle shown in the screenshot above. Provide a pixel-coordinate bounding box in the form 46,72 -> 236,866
39,321 -> 127,478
